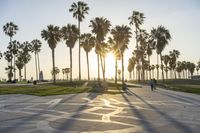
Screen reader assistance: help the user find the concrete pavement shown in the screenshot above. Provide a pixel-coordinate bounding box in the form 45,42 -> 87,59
0,85 -> 200,133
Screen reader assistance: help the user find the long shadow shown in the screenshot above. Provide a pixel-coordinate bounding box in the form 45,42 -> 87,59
157,89 -> 200,104
121,89 -> 159,133
126,88 -> 193,133
58,92 -> 100,132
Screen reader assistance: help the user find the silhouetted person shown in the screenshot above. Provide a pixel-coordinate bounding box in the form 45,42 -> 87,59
153,78 -> 157,90
150,79 -> 153,91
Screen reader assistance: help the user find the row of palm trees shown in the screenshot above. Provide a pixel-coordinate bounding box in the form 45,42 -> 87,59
1,1 -> 200,84
2,22 -> 42,82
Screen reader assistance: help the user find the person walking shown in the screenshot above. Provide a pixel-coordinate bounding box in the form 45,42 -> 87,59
153,78 -> 157,90
150,79 -> 154,91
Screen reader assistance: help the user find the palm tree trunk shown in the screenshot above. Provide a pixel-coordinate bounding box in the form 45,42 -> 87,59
19,69 -> 22,82
121,52 -> 124,84
148,55 -> 151,79
52,49 -> 56,83
78,20 -> 81,81
157,54 -> 159,80
35,52 -> 38,81
13,54 -> 16,80
160,54 -> 164,82
86,52 -> 90,80
97,54 -> 100,81
70,47 -> 72,82
24,64 -> 26,81
100,55 -> 105,81
37,52 -> 40,80
115,59 -> 117,84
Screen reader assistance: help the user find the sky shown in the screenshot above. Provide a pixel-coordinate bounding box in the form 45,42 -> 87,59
0,0 -> 200,80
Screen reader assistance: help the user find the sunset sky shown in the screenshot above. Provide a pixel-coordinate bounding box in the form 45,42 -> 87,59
0,0 -> 200,80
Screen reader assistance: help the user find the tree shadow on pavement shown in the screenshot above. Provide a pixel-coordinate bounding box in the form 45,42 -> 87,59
123,88 -> 193,133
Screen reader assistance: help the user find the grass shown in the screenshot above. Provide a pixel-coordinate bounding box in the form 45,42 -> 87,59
0,80 -> 123,96
157,79 -> 200,94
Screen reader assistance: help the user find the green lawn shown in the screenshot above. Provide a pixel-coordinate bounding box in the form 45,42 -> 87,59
0,81 -> 123,96
157,79 -> 200,94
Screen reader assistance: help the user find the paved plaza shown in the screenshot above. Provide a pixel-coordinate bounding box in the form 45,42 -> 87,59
0,86 -> 200,133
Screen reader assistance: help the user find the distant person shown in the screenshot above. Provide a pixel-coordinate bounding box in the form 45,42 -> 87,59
150,79 -> 154,91
153,78 -> 157,90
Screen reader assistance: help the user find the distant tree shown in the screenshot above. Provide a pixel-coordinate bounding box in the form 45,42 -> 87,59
162,55 -> 170,79
151,26 -> 171,81
169,49 -> 180,79
31,39 -> 42,81
62,24 -> 79,82
187,62 -> 196,77
69,1 -> 89,81
41,25 -> 61,83
20,41 -> 32,81
15,51 -> 24,81
80,33 -> 95,80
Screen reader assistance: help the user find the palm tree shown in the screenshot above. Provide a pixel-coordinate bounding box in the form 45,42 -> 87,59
108,37 -> 121,83
128,11 -> 145,49
41,25 -> 61,83
4,50 -> 13,81
16,51 -> 24,81
181,61 -> 187,79
111,25 -> 132,85
80,33 -> 95,80
197,60 -> 200,75
31,39 -> 42,81
169,49 -> 180,79
3,22 -> 19,80
90,17 -> 111,81
20,41 -> 32,81
151,26 -> 171,81
8,40 -> 20,80
62,24 -> 79,82
162,55 -> 170,79
176,61 -> 183,78
129,11 -> 145,82
69,1 -> 89,81
188,62 -> 196,78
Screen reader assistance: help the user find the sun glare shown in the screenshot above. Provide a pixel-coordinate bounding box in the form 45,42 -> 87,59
105,52 -> 115,79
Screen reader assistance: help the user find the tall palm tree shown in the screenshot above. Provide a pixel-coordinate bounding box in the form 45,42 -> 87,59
90,17 -> 111,81
128,57 -> 136,80
108,37 -> 121,83
128,11 -> 145,50
151,25 -> 171,81
41,25 -> 61,83
62,24 -> 79,82
8,40 -> 20,80
111,25 -> 132,85
188,62 -> 195,78
129,11 -> 145,82
3,22 -> 18,80
31,39 -> 42,81
80,33 -> 95,80
69,1 -> 89,81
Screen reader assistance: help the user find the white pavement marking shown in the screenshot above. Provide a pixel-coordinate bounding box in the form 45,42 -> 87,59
47,98 -> 62,109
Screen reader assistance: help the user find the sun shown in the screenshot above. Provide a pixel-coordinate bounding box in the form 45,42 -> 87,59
105,52 -> 115,79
